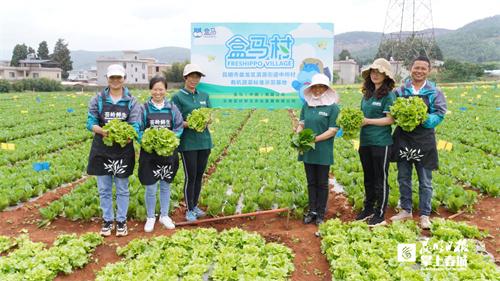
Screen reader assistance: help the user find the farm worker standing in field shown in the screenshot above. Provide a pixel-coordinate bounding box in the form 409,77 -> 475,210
138,76 -> 184,232
295,73 -> 340,225
86,64 -> 141,237
172,64 -> 213,222
355,58 -> 396,227
390,56 -> 447,229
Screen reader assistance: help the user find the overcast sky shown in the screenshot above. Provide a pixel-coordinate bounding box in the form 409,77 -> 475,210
0,0 -> 498,59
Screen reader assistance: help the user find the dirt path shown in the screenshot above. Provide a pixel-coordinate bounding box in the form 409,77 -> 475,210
0,180 -> 347,281
0,178 -> 498,281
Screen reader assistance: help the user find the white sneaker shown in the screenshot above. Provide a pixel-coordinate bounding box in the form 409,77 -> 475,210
420,215 -> 432,230
159,215 -> 175,229
390,210 -> 413,221
144,217 -> 156,233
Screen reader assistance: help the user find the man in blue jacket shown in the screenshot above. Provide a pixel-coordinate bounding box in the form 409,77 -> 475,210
390,56 -> 447,230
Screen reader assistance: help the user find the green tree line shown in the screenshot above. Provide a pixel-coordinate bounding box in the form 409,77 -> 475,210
10,39 -> 73,79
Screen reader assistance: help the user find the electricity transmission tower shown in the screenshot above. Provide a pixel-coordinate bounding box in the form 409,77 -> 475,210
376,0 -> 441,69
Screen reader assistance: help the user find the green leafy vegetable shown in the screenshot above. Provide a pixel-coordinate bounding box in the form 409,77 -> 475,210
102,119 -> 138,147
431,218 -> 487,240
337,108 -> 363,139
0,233 -> 102,280
290,128 -> 316,155
0,235 -> 15,253
141,128 -> 179,156
97,228 -> 294,281
390,97 -> 428,132
319,218 -> 498,280
187,108 -> 212,132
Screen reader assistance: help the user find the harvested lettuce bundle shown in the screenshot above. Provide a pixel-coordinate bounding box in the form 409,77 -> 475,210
102,119 -> 137,148
141,128 -> 179,156
390,97 -> 427,132
338,107 -> 363,139
291,128 -> 316,155
187,108 -> 212,132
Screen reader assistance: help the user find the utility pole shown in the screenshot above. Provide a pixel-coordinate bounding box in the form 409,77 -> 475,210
376,0 -> 440,76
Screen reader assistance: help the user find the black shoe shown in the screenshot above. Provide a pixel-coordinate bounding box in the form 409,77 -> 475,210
116,221 -> 128,237
368,214 -> 387,227
315,215 -> 324,225
100,221 -> 114,237
303,212 -> 317,224
355,209 -> 374,221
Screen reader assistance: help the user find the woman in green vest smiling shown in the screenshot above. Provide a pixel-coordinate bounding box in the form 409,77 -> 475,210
355,58 -> 396,227
295,73 -> 340,225
171,64 -> 213,222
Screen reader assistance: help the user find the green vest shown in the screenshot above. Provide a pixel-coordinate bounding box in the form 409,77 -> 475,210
359,92 -> 396,146
298,103 -> 339,165
171,88 -> 213,151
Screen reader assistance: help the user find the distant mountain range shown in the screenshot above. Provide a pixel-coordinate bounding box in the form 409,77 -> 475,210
333,28 -> 453,61
69,15 -> 499,70
335,15 -> 500,63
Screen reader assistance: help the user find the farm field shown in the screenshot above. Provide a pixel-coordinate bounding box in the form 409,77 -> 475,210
0,84 -> 498,280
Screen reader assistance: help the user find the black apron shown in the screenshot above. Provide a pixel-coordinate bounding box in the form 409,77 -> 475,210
87,94 -> 135,177
138,103 -> 179,185
391,95 -> 439,170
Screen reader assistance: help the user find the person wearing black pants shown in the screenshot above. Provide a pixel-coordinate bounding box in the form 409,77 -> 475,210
296,73 -> 340,225
356,58 -> 396,226
180,149 -> 210,215
171,64 -> 213,222
358,145 -> 390,225
303,163 -> 330,224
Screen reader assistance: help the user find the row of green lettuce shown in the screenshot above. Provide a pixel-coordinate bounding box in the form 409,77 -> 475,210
319,218 -> 499,280
96,228 -> 294,281
0,232 -> 103,281
1,218 -> 495,281
200,109 -> 308,218
0,92 -> 96,211
0,140 -> 91,211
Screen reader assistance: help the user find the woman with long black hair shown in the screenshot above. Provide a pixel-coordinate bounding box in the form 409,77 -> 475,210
355,58 -> 396,226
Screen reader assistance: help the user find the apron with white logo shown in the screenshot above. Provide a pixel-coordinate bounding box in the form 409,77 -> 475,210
392,95 -> 438,170
138,103 -> 179,185
87,94 -> 135,177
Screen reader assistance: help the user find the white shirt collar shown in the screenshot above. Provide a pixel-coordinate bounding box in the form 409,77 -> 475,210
181,88 -> 196,95
152,100 -> 164,109
411,80 -> 427,94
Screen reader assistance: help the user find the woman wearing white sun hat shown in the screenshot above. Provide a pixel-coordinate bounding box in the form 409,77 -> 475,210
295,73 -> 340,225
171,64 -> 213,222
